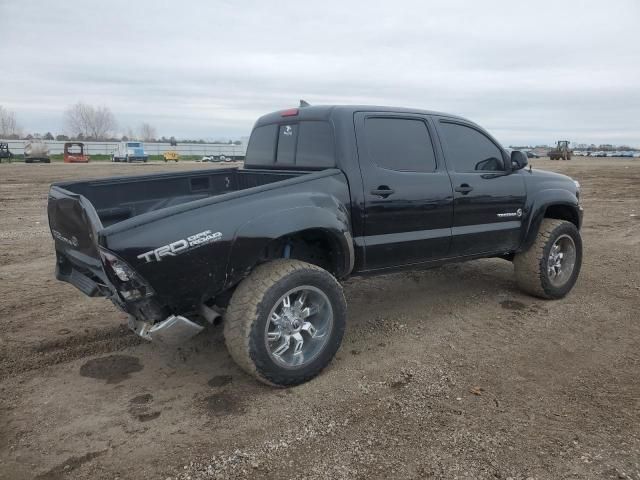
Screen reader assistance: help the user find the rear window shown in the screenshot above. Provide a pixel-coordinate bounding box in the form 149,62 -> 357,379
296,122 -> 335,167
127,142 -> 141,148
245,121 -> 335,169
245,124 -> 277,166
276,124 -> 298,165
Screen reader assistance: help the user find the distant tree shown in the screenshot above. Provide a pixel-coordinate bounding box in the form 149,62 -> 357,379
64,102 -> 116,140
0,105 -> 21,137
121,135 -> 129,142
232,140 -> 241,145
25,133 -> 34,140
138,123 -> 157,142
170,136 -> 177,146
43,132 -> 54,140
56,134 -> 70,141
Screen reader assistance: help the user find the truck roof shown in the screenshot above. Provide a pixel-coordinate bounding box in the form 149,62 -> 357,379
254,104 -> 469,127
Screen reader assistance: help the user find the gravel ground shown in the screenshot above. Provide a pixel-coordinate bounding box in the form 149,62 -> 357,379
0,158 -> 638,480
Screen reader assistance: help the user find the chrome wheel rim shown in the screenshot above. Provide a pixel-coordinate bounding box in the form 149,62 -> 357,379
265,286 -> 333,369
547,234 -> 577,287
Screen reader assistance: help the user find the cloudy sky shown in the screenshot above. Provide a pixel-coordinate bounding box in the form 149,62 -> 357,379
1,0 -> 639,145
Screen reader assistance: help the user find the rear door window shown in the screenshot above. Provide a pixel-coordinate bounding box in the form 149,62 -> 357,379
363,117 -> 437,172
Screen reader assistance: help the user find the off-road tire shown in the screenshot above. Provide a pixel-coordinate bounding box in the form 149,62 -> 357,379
224,259 -> 346,386
514,219 -> 582,299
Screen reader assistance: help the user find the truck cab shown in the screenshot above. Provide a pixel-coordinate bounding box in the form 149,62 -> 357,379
112,141 -> 148,163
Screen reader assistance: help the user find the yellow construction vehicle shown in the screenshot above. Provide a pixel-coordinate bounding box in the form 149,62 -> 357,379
163,150 -> 180,162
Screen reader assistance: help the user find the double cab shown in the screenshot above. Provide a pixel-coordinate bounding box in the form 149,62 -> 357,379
48,105 -> 583,386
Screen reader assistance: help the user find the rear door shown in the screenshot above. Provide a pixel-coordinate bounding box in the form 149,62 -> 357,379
433,119 -> 526,256
354,112 -> 454,269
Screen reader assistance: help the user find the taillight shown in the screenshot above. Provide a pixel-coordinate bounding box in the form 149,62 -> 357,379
99,248 -> 154,301
280,108 -> 298,117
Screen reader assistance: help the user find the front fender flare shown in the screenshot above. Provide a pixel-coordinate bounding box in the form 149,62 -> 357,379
519,188 -> 581,252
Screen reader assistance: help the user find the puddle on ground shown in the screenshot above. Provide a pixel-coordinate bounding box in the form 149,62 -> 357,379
500,300 -> 527,311
205,392 -> 246,417
79,355 -> 143,384
208,375 -> 232,388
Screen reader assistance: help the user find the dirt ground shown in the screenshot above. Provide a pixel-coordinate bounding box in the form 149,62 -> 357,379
0,158 -> 638,480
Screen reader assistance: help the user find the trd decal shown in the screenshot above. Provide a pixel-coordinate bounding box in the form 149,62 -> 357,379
52,229 -> 79,247
137,230 -> 222,263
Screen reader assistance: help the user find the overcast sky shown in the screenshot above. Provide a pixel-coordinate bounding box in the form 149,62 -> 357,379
1,0 -> 639,145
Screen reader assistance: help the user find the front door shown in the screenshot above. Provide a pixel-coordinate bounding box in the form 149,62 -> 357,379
354,113 -> 454,270
434,119 -> 526,256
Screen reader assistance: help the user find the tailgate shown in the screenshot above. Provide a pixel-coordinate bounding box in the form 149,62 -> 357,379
47,185 -> 110,296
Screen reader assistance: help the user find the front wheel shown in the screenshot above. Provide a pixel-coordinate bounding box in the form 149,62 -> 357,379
514,219 -> 582,299
224,260 -> 346,386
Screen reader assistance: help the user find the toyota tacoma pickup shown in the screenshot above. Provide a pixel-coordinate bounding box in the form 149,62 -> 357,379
48,105 -> 583,386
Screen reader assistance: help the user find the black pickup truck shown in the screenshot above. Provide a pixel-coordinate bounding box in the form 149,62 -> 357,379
48,105 -> 583,386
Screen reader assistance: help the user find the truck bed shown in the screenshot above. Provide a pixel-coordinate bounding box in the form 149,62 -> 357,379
53,168 -> 304,227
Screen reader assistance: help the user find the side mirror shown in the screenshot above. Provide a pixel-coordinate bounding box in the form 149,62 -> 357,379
511,150 -> 528,170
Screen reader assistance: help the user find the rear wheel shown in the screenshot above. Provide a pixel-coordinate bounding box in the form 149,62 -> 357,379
514,219 -> 582,299
224,260 -> 346,386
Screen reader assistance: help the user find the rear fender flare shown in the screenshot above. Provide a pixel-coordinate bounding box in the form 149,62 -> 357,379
225,205 -> 353,288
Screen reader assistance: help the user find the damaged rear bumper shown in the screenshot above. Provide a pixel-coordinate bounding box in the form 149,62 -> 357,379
128,314 -> 204,346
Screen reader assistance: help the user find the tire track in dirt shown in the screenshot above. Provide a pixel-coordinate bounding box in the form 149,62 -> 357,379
0,324 -> 142,380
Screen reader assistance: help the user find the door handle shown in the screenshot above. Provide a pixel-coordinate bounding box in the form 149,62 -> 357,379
455,184 -> 473,194
370,186 -> 395,198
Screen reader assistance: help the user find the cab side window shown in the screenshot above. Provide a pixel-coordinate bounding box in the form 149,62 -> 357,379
364,117 -> 437,172
439,122 -> 504,172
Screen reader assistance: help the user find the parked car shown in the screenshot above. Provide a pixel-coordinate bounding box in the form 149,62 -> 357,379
112,142 -> 148,163
63,142 -> 90,163
48,104 -> 583,387
525,151 -> 540,158
24,139 -> 50,163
